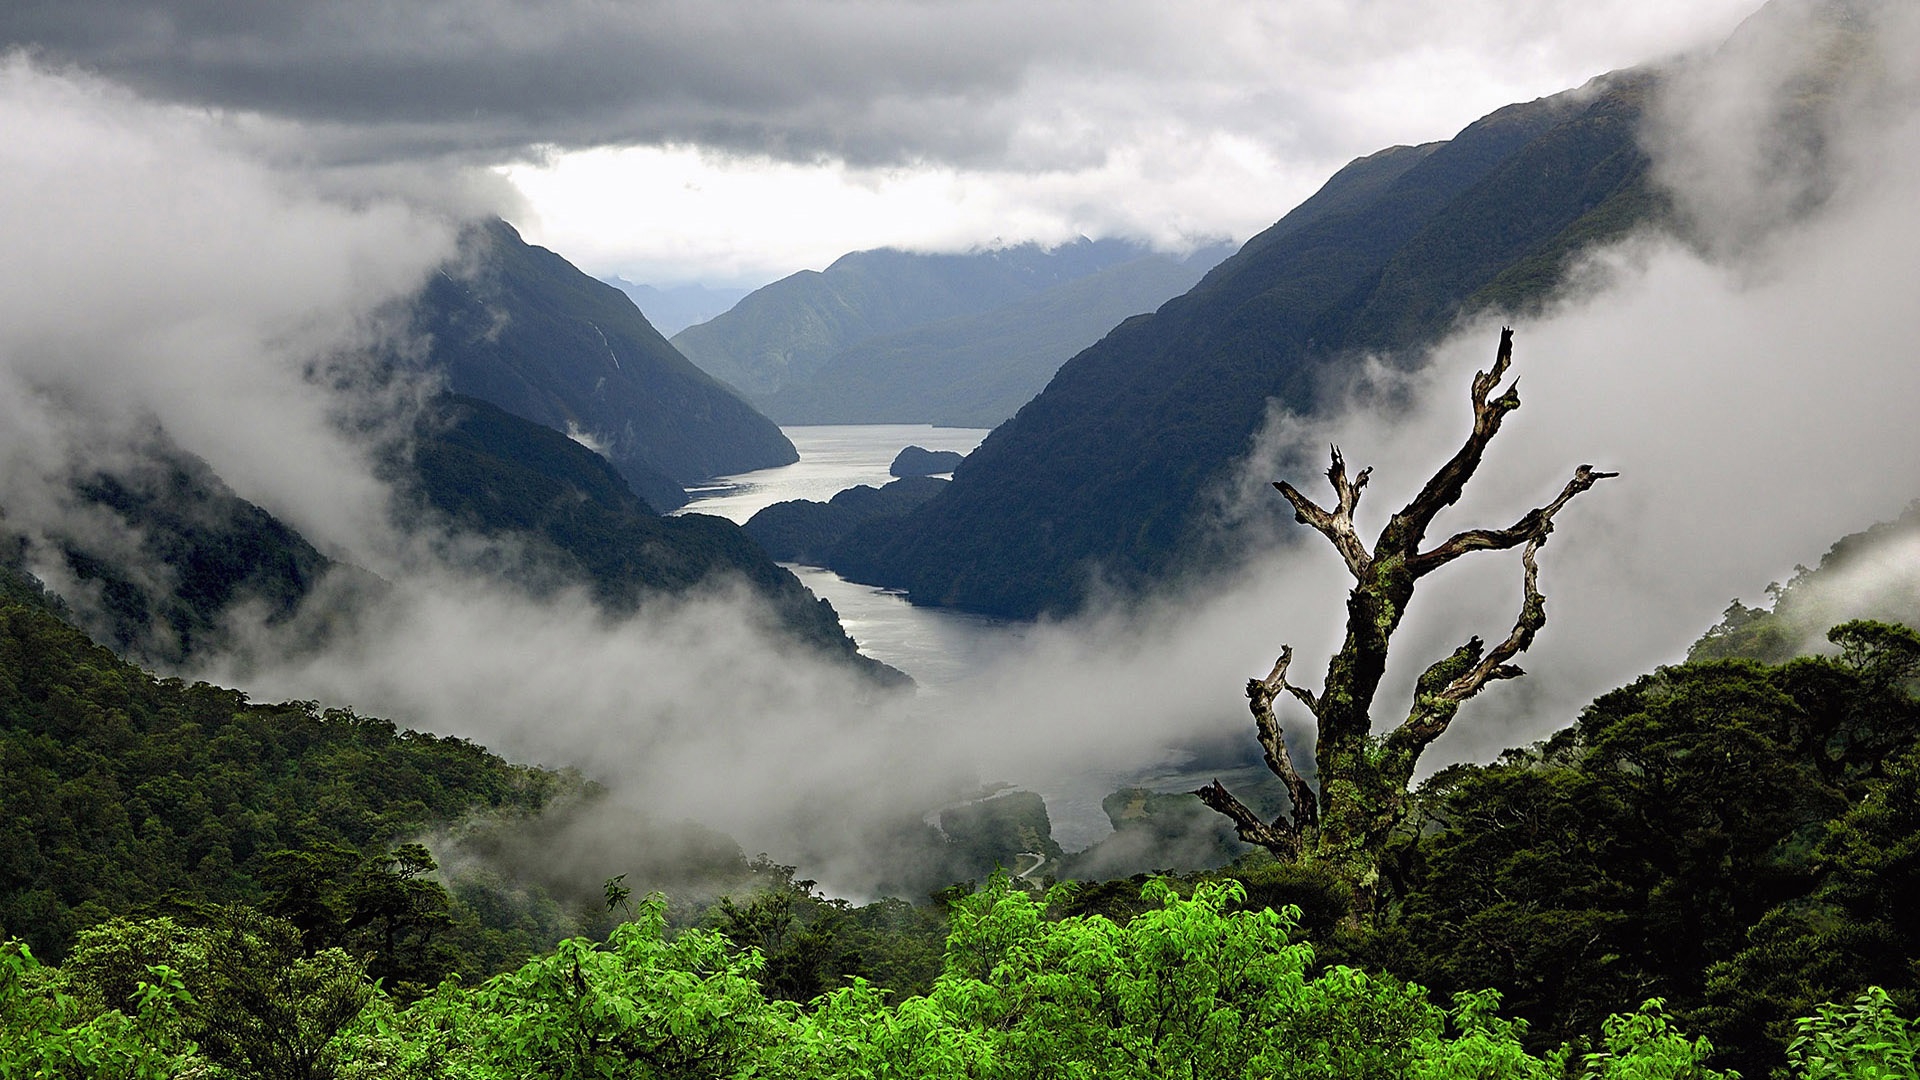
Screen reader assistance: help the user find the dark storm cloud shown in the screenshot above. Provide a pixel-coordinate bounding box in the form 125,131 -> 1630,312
1,0 -> 1142,166
1,0 -> 1757,170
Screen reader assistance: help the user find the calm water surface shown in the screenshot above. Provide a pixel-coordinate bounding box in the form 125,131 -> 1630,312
677,425 -> 1014,688
679,425 -> 1246,848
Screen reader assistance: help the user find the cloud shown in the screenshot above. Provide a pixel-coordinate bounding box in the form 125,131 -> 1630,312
0,56 -> 460,558
7,2 -> 1917,904
7,2 -> 1769,286
4,1 -> 1758,172
1199,0 -> 1920,773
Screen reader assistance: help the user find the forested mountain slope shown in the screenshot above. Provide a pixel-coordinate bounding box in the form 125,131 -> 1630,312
0,565 -> 562,963
1692,501 -> 1920,664
669,238 -> 1163,400
413,219 -> 796,511
755,243 -> 1233,427
0,437 -> 371,670
834,73 -> 1663,617
0,397 -> 889,680
404,395 -> 898,679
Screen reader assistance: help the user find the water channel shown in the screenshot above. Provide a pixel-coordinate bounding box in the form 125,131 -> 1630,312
675,424 -> 1015,690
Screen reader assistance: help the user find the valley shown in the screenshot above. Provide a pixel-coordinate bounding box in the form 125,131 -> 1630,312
4,0 -> 1920,1074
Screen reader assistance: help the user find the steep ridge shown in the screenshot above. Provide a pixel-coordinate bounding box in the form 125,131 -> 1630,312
669,238 -> 1161,400
756,244 -> 1234,427
0,437 -> 360,669
831,74 -> 1665,618
413,219 -> 796,511
0,401 -> 892,681
406,395 -> 899,681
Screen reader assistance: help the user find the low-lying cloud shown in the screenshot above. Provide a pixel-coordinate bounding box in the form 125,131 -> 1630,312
6,2 -> 1920,902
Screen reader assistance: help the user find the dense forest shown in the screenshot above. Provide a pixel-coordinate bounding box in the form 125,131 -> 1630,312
7,493 -> 1920,1076
5,7 -> 1913,1072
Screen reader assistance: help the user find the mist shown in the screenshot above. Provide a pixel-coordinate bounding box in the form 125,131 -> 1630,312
5,2 -> 1920,903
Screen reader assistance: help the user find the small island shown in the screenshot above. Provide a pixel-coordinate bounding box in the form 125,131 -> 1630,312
889,445 -> 965,477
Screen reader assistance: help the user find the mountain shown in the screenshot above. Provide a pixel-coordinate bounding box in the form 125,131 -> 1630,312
0,435 -> 369,669
413,219 -> 797,511
405,394 -> 901,681
830,71 -> 1671,618
742,476 -> 949,566
0,399 -> 894,681
755,244 -> 1234,427
668,237 -> 1168,401
602,279 -> 752,338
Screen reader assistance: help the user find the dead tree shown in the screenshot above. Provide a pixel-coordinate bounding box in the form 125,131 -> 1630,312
1196,328 -> 1613,909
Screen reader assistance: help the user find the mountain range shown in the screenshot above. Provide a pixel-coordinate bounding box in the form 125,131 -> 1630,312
753,243 -> 1234,428
669,238 -> 1229,427
820,65 -> 1684,617
602,279 -> 752,338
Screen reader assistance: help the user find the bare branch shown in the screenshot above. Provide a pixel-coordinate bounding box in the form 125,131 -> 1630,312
1193,781 -> 1300,856
1388,537 -> 1552,763
1382,327 -> 1525,554
1275,446 -> 1373,579
1409,464 -> 1617,577
1246,646 -> 1319,830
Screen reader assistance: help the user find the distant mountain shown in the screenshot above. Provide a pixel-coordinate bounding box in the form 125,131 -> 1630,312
833,71 -> 1669,618
413,219 -> 796,511
756,244 -> 1234,427
669,237 -> 1166,401
602,278 -> 751,338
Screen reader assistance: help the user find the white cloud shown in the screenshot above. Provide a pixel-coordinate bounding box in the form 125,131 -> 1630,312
500,0 -> 1763,284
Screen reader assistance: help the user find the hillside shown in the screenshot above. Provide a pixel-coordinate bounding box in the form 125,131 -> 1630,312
831,72 -> 1667,618
0,398 -> 891,681
412,219 -> 796,511
1691,501 -> 1920,664
669,238 -> 1164,400
0,565 -> 564,963
405,395 -> 900,679
754,244 -> 1234,427
0,436 -> 370,670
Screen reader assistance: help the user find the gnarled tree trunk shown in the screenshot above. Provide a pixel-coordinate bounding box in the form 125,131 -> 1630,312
1196,329 -> 1613,918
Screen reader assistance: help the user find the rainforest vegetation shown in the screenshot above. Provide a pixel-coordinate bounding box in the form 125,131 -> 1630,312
6,519 -> 1920,1076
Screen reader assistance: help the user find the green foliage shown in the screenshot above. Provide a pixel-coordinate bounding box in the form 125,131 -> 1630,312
1829,620 -> 1920,686
192,909 -> 374,1080
0,592 -> 559,965
1788,987 -> 1920,1080
1578,1000 -> 1729,1080
1,938 -> 197,1080
1384,645 -> 1920,1074
10,882 -> 1919,1080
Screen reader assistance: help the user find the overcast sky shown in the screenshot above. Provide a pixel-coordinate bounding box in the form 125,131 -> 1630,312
3,0 -> 1764,286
